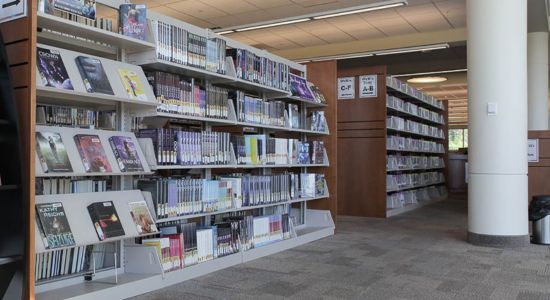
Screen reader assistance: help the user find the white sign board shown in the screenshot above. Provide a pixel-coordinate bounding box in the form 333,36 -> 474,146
338,77 -> 355,100
359,75 -> 377,98
528,139 -> 539,162
0,0 -> 27,24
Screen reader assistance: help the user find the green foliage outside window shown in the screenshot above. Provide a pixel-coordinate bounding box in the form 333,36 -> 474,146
449,129 -> 468,151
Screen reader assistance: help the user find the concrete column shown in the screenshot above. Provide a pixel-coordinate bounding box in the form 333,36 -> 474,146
528,32 -> 549,130
467,0 -> 529,247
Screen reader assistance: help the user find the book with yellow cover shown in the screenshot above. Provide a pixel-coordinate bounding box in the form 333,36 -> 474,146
118,68 -> 147,100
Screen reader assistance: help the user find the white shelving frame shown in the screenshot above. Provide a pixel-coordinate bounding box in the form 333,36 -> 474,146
34,1 -> 334,299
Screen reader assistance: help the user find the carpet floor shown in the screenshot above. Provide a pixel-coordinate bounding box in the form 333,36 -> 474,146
131,199 -> 550,300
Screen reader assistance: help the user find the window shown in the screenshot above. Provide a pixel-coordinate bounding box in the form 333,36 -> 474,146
449,128 -> 468,151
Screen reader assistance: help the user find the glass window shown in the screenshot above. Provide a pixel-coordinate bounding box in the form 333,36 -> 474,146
449,129 -> 468,150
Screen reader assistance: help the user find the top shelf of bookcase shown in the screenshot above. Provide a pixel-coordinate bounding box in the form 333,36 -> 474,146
37,12 -> 156,53
386,85 -> 445,112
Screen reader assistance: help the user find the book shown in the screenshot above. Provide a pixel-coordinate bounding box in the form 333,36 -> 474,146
289,74 -> 315,101
118,68 -> 147,100
36,202 -> 75,249
307,82 -> 327,104
119,4 -> 147,40
108,136 -> 144,172
36,132 -> 73,173
128,201 -> 158,235
74,134 -> 112,173
53,0 -> 97,20
87,201 -> 125,241
75,56 -> 114,95
36,47 -> 73,90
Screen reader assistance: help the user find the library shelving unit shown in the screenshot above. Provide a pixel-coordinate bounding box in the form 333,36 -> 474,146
0,32 -> 25,299
28,1 -> 334,299
336,65 -> 448,218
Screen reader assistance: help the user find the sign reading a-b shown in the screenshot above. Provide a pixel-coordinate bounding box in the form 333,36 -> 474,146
0,0 -> 27,24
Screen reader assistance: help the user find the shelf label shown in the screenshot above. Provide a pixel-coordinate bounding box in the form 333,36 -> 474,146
0,0 -> 26,24
359,75 -> 377,98
528,139 -> 539,163
337,77 -> 355,100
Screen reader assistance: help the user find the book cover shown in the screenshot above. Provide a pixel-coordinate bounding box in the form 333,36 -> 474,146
75,56 -> 114,95
87,201 -> 125,241
289,74 -> 315,101
36,47 -> 74,90
36,203 -> 75,249
74,134 -> 112,173
128,201 -> 158,235
108,136 -> 144,172
53,0 -> 96,20
117,68 -> 147,100
36,132 -> 73,173
119,4 -> 147,40
307,82 -> 327,104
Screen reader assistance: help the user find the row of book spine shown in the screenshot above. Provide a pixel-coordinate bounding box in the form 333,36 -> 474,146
386,77 -> 444,110
232,91 -> 286,126
231,136 -> 325,165
226,49 -> 290,91
387,155 -> 445,171
137,129 -> 231,166
35,245 -> 91,281
387,135 -> 445,153
387,95 -> 444,124
147,72 -> 229,119
36,178 -> 109,195
387,185 -> 448,209
147,213 -> 291,272
153,20 -> 226,74
386,172 -> 445,191
36,104 -> 117,130
387,116 -> 444,139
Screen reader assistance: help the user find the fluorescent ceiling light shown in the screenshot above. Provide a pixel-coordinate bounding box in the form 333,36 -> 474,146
394,69 -> 467,77
375,44 -> 449,56
407,76 -> 448,83
214,0 -> 407,33
313,2 -> 405,19
235,18 -> 311,32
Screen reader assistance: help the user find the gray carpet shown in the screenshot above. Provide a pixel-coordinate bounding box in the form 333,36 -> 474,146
131,199 -> 550,300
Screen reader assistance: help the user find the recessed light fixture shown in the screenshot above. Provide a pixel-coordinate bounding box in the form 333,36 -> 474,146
215,0 -> 407,34
407,76 -> 448,83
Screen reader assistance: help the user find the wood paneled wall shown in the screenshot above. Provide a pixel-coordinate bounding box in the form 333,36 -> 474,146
528,131 -> 550,203
0,2 -> 37,298
305,61 -> 338,221
336,65 -> 387,218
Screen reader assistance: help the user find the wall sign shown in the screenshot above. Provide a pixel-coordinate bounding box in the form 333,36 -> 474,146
0,0 -> 27,24
528,139 -> 539,163
338,77 -> 355,100
359,75 -> 377,98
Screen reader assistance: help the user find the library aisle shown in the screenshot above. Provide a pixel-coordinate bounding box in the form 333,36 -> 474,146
131,198 -> 550,300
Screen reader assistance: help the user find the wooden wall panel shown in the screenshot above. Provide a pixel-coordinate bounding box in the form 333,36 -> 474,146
528,130 -> 550,204
305,61 -> 338,221
0,1 -> 37,298
336,64 -> 387,217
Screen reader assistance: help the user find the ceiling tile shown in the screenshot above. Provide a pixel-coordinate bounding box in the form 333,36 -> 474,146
294,19 -> 355,43
151,6 -> 217,28
326,15 -> 385,39
267,25 -> 329,47
244,0 -> 294,9
199,0 -> 259,15
165,1 -> 228,19
367,18 -> 417,36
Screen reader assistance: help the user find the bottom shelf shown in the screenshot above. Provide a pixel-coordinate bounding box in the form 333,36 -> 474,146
386,196 -> 446,217
36,210 -> 334,300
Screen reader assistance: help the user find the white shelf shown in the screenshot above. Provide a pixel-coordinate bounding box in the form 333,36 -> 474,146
37,12 -> 155,53
35,190 -> 157,254
151,111 -> 236,126
235,121 -> 329,135
152,163 -> 328,170
272,95 -> 327,108
36,86 -> 158,108
387,127 -> 444,140
35,211 -> 334,300
386,166 -> 445,172
156,194 -> 330,223
386,105 -> 444,126
386,181 -> 446,193
386,84 -> 445,112
387,196 -> 446,217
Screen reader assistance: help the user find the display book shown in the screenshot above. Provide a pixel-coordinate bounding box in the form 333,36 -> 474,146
385,77 -> 447,212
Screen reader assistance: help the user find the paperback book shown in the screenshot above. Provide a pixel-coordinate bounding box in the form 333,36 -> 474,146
36,202 -> 75,249
119,4 -> 147,40
289,74 -> 314,101
75,56 -> 114,95
74,134 -> 112,173
87,201 -> 125,241
36,132 -> 73,173
118,68 -> 147,100
36,47 -> 74,90
53,0 -> 97,20
108,136 -> 144,172
128,201 -> 158,235
307,82 -> 327,104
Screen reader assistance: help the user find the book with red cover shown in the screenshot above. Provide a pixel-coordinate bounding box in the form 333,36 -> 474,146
74,134 -> 112,173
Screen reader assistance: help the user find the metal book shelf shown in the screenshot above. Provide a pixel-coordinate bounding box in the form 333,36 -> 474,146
33,1 -> 334,299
